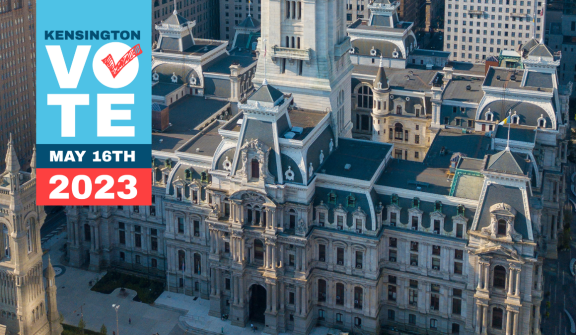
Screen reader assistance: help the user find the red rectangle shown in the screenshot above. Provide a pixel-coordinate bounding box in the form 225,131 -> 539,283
37,168 -> 151,206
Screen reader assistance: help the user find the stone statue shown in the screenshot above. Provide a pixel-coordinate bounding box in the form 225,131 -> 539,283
297,219 -> 306,234
329,138 -> 334,153
309,162 -> 314,177
319,150 -> 324,164
259,157 -> 266,178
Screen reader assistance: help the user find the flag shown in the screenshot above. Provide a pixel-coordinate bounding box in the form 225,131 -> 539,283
498,115 -> 511,125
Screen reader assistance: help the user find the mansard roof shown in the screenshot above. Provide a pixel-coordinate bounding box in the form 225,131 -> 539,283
478,100 -> 552,128
164,12 -> 189,26
237,15 -> 260,29
475,184 -> 530,239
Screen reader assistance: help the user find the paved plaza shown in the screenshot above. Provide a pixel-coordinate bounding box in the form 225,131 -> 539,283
42,232 -> 182,335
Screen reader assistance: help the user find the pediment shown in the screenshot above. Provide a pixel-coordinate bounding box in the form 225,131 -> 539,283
471,244 -> 522,261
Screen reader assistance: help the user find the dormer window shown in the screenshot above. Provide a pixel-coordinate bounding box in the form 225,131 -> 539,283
165,159 -> 172,169
537,114 -> 546,128
412,197 -> 420,208
434,201 -> 442,212
511,114 -> 520,124
497,219 -> 506,235
185,169 -> 192,180
328,191 -> 337,204
201,171 -> 209,183
457,205 -> 465,216
391,194 -> 399,206
347,194 -> 356,207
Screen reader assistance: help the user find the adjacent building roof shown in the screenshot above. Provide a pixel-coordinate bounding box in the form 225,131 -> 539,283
485,150 -> 529,176
320,139 -> 391,181
248,82 -> 285,105
475,184 -> 529,239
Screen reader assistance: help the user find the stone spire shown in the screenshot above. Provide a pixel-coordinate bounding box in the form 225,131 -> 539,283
30,146 -> 36,178
374,55 -> 389,91
5,134 -> 20,174
45,256 -> 63,335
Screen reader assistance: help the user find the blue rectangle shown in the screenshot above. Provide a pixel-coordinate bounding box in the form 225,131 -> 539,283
36,144 -> 152,169
36,0 -> 151,146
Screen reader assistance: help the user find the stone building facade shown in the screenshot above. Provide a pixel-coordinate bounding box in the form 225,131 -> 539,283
0,140 -> 61,334
65,2 -> 567,335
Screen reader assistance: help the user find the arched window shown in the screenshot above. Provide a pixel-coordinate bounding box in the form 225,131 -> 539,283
396,104 -> 402,115
26,220 -> 32,253
3,224 -> 9,258
497,219 -> 506,235
254,239 -> 264,261
318,279 -> 327,302
492,307 -> 504,329
194,253 -> 202,274
511,114 -> 520,124
336,283 -> 345,305
357,86 -> 373,109
394,123 -> 404,140
486,112 -> 493,121
354,287 -> 363,309
178,250 -> 186,271
493,265 -> 506,289
251,159 -> 260,179
538,118 -> 545,127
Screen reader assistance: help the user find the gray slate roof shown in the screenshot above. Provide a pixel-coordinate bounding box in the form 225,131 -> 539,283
248,83 -> 284,105
320,139 -> 391,181
475,184 -> 529,239
485,150 -> 529,175
478,100 -> 551,128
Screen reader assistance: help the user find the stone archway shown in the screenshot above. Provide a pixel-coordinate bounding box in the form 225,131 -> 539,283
248,284 -> 266,323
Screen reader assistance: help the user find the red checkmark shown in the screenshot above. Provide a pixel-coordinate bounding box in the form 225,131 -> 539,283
101,44 -> 143,79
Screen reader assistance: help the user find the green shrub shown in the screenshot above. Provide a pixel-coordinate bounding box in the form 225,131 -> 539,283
91,271 -> 165,304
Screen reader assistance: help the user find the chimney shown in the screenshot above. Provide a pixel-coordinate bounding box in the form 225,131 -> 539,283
152,104 -> 170,131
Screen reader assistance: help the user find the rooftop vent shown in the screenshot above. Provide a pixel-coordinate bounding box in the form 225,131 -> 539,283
344,164 -> 352,170
405,75 -> 410,81
284,132 -> 296,139
466,85 -> 471,90
292,126 -> 303,134
237,119 -> 244,125
510,75 -> 516,81
496,75 -> 501,80
159,139 -> 164,143
196,148 -> 200,152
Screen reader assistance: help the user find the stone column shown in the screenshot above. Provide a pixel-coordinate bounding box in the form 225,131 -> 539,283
296,286 -> 301,315
301,248 -> 305,271
506,310 -> 513,335
537,265 -> 543,290
295,248 -> 300,271
279,245 -> 283,267
513,312 -> 519,335
280,282 -> 285,311
515,269 -> 521,296
216,269 -> 221,295
482,305 -> 488,335
241,239 -> 245,261
272,284 -> 277,313
534,304 -> 541,333
484,264 -> 489,289
508,268 -> 515,295
477,262 -> 483,290
211,269 -> 216,295
301,285 -> 306,315
266,283 -> 272,312
475,303 -> 482,334
271,245 -> 276,269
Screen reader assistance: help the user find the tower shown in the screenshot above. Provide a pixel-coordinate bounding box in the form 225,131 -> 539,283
45,257 -> 63,335
371,56 -> 390,142
253,0 -> 354,137
0,136 -> 53,334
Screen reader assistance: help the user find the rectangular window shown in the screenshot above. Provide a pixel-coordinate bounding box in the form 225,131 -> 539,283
151,237 -> 158,251
355,251 -> 363,269
388,285 -> 397,301
410,253 -> 418,266
119,231 -> 126,245
415,135 -> 420,144
389,237 -> 397,248
178,217 -> 185,234
193,220 -> 200,237
319,245 -> 326,261
337,248 -> 344,265
289,292 -> 295,304
389,249 -> 397,262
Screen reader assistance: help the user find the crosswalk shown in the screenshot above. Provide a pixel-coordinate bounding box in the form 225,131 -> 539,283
41,222 -> 67,244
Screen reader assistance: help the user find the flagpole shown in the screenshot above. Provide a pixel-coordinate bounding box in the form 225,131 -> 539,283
506,110 -> 511,151
263,38 -> 267,85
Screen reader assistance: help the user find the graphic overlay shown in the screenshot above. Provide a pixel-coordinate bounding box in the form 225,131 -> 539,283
36,1 -> 152,205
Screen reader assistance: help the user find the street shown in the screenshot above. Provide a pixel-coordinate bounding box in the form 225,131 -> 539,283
542,163 -> 576,335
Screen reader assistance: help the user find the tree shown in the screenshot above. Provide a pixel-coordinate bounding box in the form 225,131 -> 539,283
100,324 -> 107,335
78,317 -> 86,335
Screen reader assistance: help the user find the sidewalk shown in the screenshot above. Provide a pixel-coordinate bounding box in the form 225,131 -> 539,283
42,231 -> 183,335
